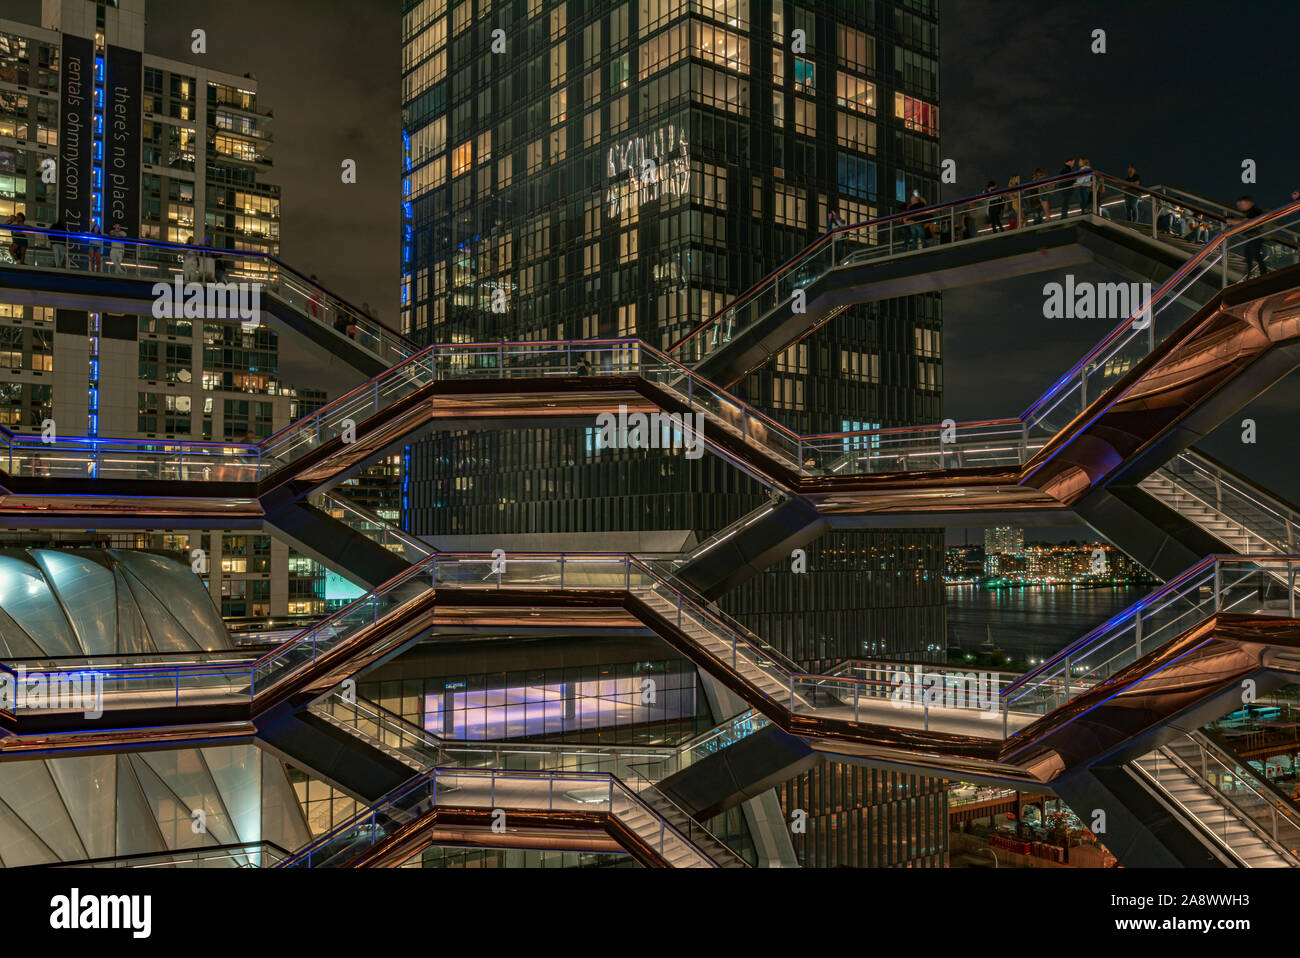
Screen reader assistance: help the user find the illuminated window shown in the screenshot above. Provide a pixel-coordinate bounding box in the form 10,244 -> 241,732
837,74 -> 875,114
894,92 -> 939,136
550,40 -> 567,86
840,350 -> 880,383
773,184 -> 806,229
452,0 -> 470,35
793,97 -> 815,136
610,3 -> 630,48
619,228 -> 638,263
837,26 -> 875,72
451,140 -> 472,177
694,21 -> 749,73
617,303 -> 636,336
608,94 -> 629,134
638,21 -> 686,79
692,162 -> 727,209
696,0 -> 750,29
775,343 -> 807,374
793,57 -> 815,93
771,376 -> 804,410
919,360 -> 941,392
583,22 -> 602,65
837,113 -> 876,153
639,0 -> 687,37
841,420 -> 881,452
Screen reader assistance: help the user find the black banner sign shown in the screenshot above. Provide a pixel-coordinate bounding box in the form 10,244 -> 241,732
105,45 -> 142,238
57,34 -> 93,231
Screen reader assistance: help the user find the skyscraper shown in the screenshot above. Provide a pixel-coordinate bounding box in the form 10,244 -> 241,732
0,0 -> 329,619
400,0 -> 944,866
983,525 -> 1024,576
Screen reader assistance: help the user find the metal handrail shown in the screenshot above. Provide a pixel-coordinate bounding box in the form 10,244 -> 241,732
668,168 -> 1222,354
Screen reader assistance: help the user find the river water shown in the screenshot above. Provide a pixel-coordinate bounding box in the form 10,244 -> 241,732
945,583 -> 1155,664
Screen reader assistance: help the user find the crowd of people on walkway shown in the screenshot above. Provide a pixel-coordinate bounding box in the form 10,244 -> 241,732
0,214 -> 393,350
817,160 -> 1297,279
4,215 -> 142,275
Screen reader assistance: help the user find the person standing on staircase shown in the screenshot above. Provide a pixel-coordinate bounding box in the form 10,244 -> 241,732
1123,165 -> 1142,222
1226,195 -> 1269,278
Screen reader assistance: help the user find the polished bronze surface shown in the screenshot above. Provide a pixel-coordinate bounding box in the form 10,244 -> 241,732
1,266 -> 1298,527
1,573 -> 1297,813
0,721 -> 255,759
346,807 -> 672,869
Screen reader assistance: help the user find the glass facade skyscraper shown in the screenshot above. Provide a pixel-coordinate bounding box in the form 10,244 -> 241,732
400,0 -> 944,865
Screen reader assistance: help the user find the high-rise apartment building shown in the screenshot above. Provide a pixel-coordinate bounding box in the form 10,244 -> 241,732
400,0 -> 945,866
983,525 -> 1024,576
0,0 -> 330,619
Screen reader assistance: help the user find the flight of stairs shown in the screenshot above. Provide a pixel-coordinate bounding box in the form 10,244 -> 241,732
1133,742 -> 1296,867
630,781 -> 749,868
637,589 -> 806,709
613,796 -> 715,868
1140,469 -> 1275,554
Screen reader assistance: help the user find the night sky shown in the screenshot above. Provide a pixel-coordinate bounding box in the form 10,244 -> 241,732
11,0 -> 1299,540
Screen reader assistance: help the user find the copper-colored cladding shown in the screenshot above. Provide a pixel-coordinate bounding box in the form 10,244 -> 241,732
345,808 -> 677,869
425,606 -> 642,630
2,584 -> 1297,791
0,591 -> 638,746
0,721 -> 255,759
0,493 -> 263,520
2,267 -> 1299,522
1023,270 -> 1300,505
